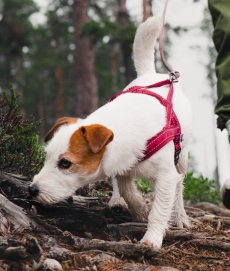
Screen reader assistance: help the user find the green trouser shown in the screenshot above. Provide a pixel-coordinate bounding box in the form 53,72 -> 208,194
208,0 -> 230,130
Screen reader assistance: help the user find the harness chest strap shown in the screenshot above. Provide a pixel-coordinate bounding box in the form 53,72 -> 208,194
109,79 -> 182,165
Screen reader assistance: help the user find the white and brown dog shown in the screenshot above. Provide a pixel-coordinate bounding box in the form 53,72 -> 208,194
28,16 -> 193,249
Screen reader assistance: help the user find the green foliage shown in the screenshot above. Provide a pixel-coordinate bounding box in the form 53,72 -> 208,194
0,0 -> 39,97
81,19 -> 118,43
97,189 -> 108,197
82,15 -> 137,105
0,0 -> 38,56
82,18 -> 136,45
0,0 -> 138,133
0,85 -> 45,179
135,172 -> 221,205
183,172 -> 221,204
135,179 -> 154,195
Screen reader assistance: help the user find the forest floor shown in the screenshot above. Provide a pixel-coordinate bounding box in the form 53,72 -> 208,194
0,175 -> 230,271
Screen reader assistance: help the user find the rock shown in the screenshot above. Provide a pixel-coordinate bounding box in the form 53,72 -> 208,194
158,267 -> 179,271
43,258 -> 63,271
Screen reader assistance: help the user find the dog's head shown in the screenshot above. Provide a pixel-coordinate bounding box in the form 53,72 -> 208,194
28,117 -> 114,204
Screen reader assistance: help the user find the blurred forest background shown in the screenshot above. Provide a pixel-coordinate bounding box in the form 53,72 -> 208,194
0,0 -> 212,138
0,0 -> 226,184
0,0 -> 142,141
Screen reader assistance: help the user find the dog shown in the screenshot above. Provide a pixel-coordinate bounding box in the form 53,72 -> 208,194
28,16 -> 193,249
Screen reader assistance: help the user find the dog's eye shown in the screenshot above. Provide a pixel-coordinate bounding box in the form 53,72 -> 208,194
58,158 -> 72,169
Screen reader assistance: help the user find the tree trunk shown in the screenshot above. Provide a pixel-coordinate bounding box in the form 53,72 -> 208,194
15,56 -> 24,115
55,67 -> 64,119
38,98 -> 46,141
117,0 -> 135,85
143,0 -> 152,21
110,43 -> 118,93
73,0 -> 98,118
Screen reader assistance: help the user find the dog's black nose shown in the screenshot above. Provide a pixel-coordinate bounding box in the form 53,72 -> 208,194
28,184 -> 39,197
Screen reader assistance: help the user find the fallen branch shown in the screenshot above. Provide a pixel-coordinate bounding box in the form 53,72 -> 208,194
0,172 -> 29,194
188,238 -> 230,251
194,202 -> 230,217
61,234 -> 160,258
0,194 -> 37,232
185,206 -> 208,217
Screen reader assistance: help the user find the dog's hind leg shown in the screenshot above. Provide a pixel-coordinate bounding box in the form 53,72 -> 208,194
108,178 -> 128,210
176,146 -> 188,176
116,175 -> 148,222
171,176 -> 189,228
172,147 -> 189,228
140,168 -> 180,249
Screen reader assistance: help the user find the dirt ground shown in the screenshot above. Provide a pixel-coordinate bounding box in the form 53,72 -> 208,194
1,178 -> 230,271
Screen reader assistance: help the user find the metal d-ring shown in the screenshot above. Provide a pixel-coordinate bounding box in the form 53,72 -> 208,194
169,71 -> 180,83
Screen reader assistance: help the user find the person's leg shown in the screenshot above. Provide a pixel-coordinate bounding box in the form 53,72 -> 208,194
208,0 -> 230,133
208,0 -> 230,209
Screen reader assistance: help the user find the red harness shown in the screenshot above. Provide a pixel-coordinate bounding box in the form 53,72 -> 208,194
109,79 -> 182,164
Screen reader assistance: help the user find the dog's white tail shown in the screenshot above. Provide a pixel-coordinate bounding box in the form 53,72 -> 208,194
133,16 -> 162,77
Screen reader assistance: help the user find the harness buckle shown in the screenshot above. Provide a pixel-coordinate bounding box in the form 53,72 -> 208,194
174,148 -> 181,165
169,71 -> 180,83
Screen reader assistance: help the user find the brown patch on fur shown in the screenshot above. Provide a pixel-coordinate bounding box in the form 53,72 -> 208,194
63,124 -> 114,175
45,117 -> 78,142
80,124 -> 114,153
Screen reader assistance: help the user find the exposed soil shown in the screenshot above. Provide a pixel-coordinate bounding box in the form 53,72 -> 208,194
0,174 -> 230,271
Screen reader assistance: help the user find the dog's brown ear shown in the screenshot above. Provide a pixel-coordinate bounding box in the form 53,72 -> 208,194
79,124 -> 114,153
45,117 -> 78,142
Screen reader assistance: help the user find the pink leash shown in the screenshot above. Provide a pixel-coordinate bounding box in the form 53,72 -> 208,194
159,0 -> 180,81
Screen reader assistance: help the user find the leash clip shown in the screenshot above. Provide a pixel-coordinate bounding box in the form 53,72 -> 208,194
169,71 -> 180,83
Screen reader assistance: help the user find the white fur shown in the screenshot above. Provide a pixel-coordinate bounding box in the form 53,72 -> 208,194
108,179 -> 128,209
30,17 -> 193,249
134,16 -> 161,76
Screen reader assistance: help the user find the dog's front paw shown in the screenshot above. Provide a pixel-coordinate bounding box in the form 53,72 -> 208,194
131,203 -> 149,222
108,196 -> 128,210
181,214 -> 190,229
172,212 -> 190,229
140,231 -> 163,250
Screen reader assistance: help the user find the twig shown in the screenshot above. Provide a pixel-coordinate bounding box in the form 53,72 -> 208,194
161,240 -> 181,255
217,219 -> 222,231
174,248 -> 224,260
188,238 -> 230,251
26,236 -> 44,270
